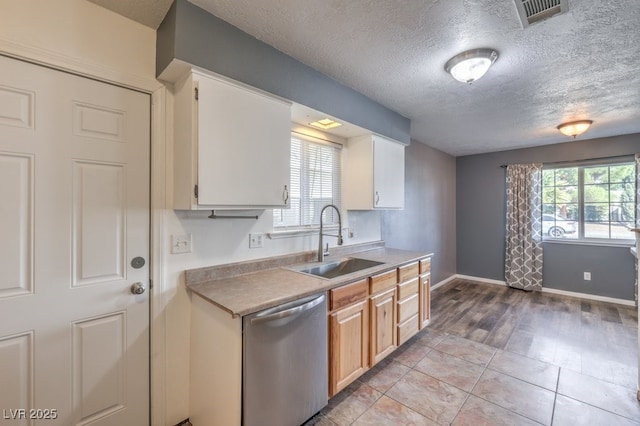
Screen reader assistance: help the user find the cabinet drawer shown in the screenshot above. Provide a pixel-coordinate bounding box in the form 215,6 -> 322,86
330,279 -> 368,311
419,257 -> 431,274
397,277 -> 419,300
397,293 -> 419,323
370,270 -> 397,295
397,314 -> 419,346
398,262 -> 419,282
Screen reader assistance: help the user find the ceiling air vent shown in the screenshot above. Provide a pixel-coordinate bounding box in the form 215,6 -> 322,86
514,0 -> 568,27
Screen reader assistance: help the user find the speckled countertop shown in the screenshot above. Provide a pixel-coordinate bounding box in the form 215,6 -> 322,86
186,241 -> 433,317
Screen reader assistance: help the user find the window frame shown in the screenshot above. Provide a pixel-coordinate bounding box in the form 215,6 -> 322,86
272,131 -> 342,232
542,159 -> 635,246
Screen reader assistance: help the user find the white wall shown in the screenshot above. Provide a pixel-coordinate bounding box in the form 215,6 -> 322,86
0,2 -> 385,424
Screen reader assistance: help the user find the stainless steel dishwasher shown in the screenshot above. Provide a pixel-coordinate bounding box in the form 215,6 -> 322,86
243,292 -> 328,426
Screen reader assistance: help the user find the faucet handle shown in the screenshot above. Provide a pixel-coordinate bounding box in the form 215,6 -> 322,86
324,243 -> 330,256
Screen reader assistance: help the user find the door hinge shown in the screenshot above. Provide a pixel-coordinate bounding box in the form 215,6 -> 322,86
194,87 -> 199,101
194,184 -> 199,199
149,278 -> 153,290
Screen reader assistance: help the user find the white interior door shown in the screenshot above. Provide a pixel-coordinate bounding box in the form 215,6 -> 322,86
0,56 -> 150,425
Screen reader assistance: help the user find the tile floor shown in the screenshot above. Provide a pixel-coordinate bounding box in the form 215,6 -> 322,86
306,282 -> 640,425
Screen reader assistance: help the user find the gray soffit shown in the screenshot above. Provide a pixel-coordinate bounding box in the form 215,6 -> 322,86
91,0 -> 640,156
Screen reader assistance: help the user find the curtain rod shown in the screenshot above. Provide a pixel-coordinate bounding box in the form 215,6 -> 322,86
499,154 -> 634,168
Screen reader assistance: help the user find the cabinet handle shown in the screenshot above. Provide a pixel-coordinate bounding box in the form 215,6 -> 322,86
375,191 -> 380,205
283,185 -> 289,204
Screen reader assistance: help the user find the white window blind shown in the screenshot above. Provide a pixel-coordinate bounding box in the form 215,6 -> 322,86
274,134 -> 342,228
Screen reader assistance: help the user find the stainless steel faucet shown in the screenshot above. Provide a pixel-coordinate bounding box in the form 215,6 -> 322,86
318,204 -> 343,262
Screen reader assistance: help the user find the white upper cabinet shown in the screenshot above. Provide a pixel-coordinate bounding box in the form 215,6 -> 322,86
344,134 -> 405,210
173,70 -> 291,210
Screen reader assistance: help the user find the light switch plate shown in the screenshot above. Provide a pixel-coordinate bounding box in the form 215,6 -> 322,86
249,233 -> 264,249
171,234 -> 192,254
583,272 -> 591,281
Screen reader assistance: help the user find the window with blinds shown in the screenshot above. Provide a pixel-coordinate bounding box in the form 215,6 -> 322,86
273,134 -> 342,228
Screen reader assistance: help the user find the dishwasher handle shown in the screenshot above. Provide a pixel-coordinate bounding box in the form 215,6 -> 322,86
250,294 -> 325,325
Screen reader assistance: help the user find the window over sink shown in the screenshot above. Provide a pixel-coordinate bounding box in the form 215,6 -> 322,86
273,133 -> 342,229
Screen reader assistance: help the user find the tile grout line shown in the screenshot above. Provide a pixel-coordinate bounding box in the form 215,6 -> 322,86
449,347 -> 497,424
378,336 -> 475,425
460,348 -> 552,425
384,345 -> 439,423
554,373 -> 640,423
383,354 -> 438,425
347,341 -> 437,426
550,366 -> 562,425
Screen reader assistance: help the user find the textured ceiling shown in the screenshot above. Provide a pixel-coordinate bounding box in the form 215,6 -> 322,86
89,0 -> 640,156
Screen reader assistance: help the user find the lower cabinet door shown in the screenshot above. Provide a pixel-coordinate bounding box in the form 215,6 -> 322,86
369,287 -> 397,366
419,273 -> 431,329
329,300 -> 369,397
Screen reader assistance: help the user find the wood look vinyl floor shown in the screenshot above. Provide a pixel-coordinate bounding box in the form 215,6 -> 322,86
309,278 -> 640,426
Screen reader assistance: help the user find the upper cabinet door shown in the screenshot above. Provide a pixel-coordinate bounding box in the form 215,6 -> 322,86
372,135 -> 404,209
173,70 -> 291,210
344,134 -> 405,210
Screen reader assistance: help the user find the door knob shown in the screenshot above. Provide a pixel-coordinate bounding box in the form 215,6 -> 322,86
130,282 -> 146,295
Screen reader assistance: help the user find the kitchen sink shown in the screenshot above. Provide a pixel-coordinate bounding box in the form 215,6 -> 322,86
298,258 -> 384,279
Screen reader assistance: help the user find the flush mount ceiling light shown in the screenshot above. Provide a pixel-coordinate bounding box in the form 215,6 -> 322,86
557,120 -> 593,138
309,118 -> 342,130
445,48 -> 499,84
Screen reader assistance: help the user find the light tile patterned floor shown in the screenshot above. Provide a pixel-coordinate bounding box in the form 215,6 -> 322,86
307,329 -> 640,425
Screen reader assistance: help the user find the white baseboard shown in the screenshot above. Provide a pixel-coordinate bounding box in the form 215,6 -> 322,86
450,274 -> 635,307
455,274 -> 507,286
431,274 -> 458,290
540,286 -> 635,307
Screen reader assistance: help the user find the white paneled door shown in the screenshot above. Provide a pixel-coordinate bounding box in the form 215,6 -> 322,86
0,56 -> 150,425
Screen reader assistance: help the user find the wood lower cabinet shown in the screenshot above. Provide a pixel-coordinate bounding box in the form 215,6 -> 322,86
329,298 -> 369,397
369,287 -> 397,366
328,255 -> 433,397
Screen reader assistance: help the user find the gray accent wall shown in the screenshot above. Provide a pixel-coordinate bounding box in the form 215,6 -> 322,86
382,141 -> 457,285
457,134 -> 640,300
156,0 -> 410,144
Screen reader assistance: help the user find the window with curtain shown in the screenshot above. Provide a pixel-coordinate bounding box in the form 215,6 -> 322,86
542,161 -> 635,242
273,133 -> 342,229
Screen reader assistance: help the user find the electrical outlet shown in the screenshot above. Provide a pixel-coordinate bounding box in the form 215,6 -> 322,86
584,272 -> 591,281
171,234 -> 192,254
249,233 -> 264,249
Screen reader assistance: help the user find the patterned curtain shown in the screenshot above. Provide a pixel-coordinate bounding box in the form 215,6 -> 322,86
505,163 -> 543,291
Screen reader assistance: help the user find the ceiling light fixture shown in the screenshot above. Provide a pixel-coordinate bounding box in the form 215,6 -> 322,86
557,120 -> 593,138
444,48 -> 499,84
309,118 -> 342,130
